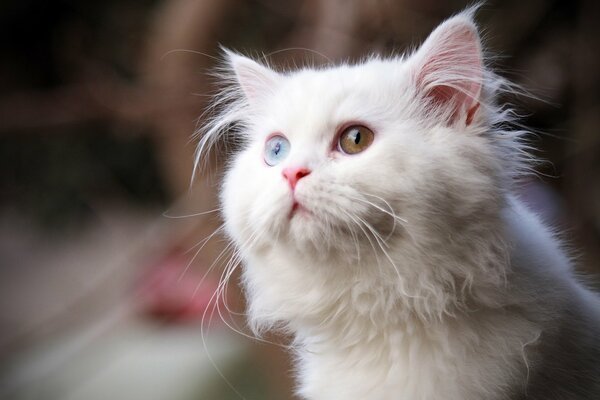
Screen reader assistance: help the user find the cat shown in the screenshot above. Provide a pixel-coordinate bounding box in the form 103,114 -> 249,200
195,8 -> 600,400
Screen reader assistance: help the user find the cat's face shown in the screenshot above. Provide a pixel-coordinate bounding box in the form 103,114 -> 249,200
218,15 -> 505,263
222,61 -> 419,256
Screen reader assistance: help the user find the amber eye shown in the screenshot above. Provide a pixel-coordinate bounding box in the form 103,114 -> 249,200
338,125 -> 374,155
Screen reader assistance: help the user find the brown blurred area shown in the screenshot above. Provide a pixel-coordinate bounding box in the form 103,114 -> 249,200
0,0 -> 599,399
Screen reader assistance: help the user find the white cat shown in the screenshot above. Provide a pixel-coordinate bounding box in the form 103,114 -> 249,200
196,9 -> 600,400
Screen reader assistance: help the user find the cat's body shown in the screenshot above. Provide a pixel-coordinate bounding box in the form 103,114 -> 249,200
198,9 -> 600,400
238,196 -> 600,400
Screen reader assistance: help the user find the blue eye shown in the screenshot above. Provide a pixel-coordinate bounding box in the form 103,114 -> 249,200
264,135 -> 290,166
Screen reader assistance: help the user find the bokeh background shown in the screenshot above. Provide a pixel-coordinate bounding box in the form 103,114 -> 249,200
1,0 -> 599,399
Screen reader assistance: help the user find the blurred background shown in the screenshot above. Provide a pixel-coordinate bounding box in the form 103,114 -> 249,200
0,0 -> 598,399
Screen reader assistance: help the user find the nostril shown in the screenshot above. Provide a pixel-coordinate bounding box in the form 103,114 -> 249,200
282,167 -> 311,190
295,168 -> 310,180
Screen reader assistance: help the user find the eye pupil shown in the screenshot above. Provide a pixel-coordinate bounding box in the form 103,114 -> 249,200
354,130 -> 361,144
264,135 -> 290,166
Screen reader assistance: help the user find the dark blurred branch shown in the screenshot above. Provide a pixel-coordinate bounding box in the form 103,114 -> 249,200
0,80 -> 197,134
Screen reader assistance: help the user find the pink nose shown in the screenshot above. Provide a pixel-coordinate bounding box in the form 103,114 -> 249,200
282,167 -> 311,190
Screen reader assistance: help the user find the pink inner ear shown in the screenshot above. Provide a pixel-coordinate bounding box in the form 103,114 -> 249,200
427,84 -> 462,123
416,22 -> 483,126
426,81 -> 480,125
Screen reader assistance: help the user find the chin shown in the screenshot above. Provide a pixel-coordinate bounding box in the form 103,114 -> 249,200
287,213 -> 323,248
285,215 -> 353,262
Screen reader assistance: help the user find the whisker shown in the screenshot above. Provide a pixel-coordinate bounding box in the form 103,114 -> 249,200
341,209 -> 383,268
341,215 -> 361,261
261,47 -> 334,65
350,193 -> 408,224
162,207 -> 221,219
192,240 -> 238,295
199,251 -> 249,400
179,225 -> 226,283
184,224 -> 226,255
207,228 -> 290,349
160,48 -> 221,62
354,214 -> 390,249
344,209 -> 419,300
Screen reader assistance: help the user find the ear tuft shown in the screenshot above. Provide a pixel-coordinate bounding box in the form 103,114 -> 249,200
412,12 -> 483,126
224,50 -> 280,105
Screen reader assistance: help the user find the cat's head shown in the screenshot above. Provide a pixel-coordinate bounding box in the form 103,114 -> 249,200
200,12 -> 528,268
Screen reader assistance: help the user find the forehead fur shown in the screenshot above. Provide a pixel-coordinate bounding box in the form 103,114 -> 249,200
249,59 -> 415,145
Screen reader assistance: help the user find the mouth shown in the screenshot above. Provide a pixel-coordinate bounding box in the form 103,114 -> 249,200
288,200 -> 309,219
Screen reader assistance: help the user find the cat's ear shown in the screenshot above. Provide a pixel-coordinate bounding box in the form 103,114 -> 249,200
411,12 -> 483,126
225,50 -> 281,105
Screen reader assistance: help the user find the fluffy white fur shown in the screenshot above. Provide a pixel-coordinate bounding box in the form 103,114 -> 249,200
197,9 -> 600,400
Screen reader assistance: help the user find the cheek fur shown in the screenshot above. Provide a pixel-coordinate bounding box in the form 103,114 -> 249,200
222,149 -> 293,244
